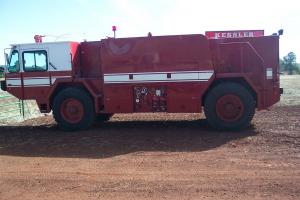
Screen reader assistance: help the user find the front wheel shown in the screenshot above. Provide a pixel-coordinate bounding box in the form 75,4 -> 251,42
204,82 -> 256,130
53,87 -> 95,131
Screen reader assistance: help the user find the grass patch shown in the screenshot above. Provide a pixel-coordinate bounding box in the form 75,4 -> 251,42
278,75 -> 300,106
0,90 -> 42,124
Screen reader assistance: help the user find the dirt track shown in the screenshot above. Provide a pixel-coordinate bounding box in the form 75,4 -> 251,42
0,105 -> 299,200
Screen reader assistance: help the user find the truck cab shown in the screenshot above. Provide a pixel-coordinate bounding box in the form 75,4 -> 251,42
1,42 -> 79,112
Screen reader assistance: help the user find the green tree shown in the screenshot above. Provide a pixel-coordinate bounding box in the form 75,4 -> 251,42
279,58 -> 285,72
0,66 -> 4,79
281,52 -> 299,75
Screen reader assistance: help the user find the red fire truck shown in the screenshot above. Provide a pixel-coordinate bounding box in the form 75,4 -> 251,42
1,30 -> 283,130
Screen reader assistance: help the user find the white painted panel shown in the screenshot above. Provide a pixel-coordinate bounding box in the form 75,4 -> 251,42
104,74 -> 129,82
266,68 -> 273,80
104,79 -> 209,84
198,72 -> 214,80
104,70 -> 214,76
103,70 -> 214,83
171,73 -> 198,80
18,42 -> 73,72
6,79 -> 21,86
24,78 -> 50,85
133,73 -> 166,81
47,43 -> 72,72
6,75 -> 73,87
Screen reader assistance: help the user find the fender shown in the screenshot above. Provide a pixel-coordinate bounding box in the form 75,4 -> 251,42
46,78 -> 103,113
207,73 -> 263,110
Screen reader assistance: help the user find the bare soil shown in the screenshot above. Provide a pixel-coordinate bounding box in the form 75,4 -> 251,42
0,105 -> 299,200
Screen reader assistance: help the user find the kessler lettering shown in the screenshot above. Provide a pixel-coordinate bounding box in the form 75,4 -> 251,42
205,30 -> 264,39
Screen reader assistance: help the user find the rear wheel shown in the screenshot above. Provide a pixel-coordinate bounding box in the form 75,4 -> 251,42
53,87 -> 95,131
204,82 -> 255,130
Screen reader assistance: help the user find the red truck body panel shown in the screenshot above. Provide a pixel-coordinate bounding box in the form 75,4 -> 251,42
79,41 -> 102,78
209,36 -> 280,109
3,33 -> 281,116
99,34 -> 214,113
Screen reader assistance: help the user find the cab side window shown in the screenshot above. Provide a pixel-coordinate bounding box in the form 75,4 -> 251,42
8,50 -> 20,73
23,50 -> 48,72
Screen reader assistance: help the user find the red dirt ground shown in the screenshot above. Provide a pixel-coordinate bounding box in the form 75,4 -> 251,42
0,106 -> 299,200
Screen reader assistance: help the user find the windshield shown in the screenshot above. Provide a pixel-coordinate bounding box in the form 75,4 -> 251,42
8,50 -> 19,73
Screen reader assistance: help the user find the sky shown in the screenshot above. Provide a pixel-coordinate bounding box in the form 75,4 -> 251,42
0,0 -> 299,64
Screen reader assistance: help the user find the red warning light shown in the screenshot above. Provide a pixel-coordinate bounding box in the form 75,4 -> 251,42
112,26 -> 117,38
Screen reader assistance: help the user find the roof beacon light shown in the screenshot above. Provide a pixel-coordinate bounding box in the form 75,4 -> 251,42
34,35 -> 45,43
112,26 -> 117,38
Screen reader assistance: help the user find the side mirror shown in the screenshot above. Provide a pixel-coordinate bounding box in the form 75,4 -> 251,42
278,29 -> 284,36
4,53 -> 9,65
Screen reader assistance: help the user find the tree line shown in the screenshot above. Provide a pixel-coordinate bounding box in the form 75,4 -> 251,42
280,52 -> 300,75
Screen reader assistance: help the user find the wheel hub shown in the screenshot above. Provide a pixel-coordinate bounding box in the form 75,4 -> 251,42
216,94 -> 244,122
60,98 -> 84,124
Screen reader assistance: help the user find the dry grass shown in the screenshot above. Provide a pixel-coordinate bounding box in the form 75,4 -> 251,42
278,75 -> 300,106
0,90 -> 41,124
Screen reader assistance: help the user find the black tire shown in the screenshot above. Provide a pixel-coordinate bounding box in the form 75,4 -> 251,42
52,87 -> 95,131
204,82 -> 256,130
96,113 -> 113,122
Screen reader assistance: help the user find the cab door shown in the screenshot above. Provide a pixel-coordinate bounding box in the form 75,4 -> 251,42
20,49 -> 51,100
